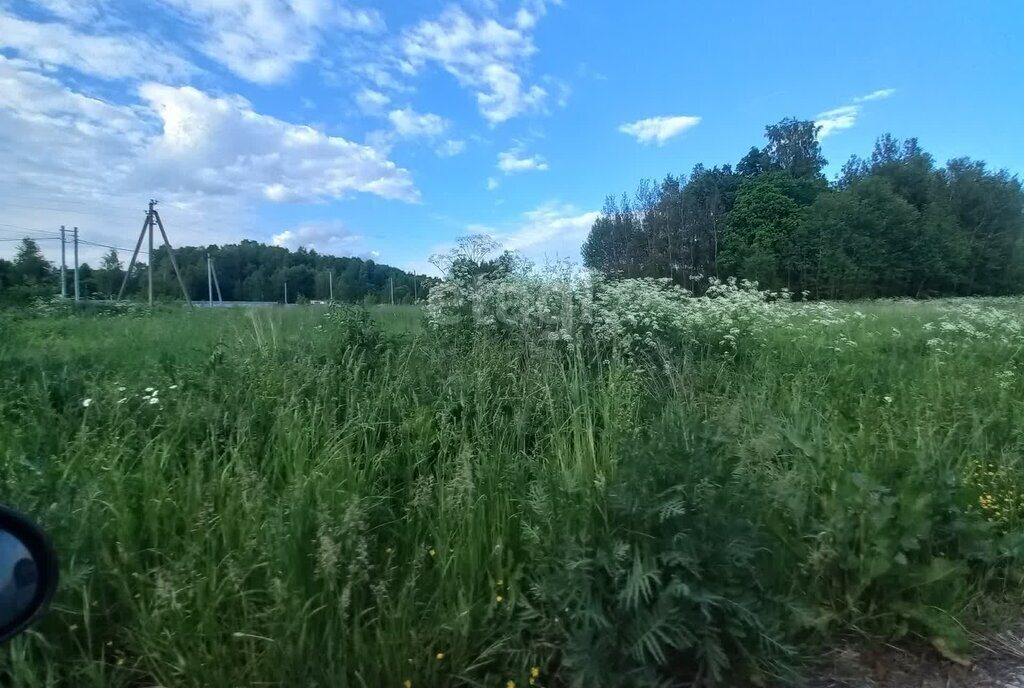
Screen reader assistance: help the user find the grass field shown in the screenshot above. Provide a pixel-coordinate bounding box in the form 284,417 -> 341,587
1,291 -> 1023,687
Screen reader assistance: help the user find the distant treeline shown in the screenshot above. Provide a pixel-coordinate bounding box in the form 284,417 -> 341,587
583,119 -> 1024,298
0,239 -> 434,305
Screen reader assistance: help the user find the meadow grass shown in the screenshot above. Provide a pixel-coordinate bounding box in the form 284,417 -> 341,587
0,297 -> 1022,687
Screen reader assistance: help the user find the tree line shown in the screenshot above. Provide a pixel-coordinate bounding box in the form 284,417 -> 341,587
0,238 -> 432,306
582,119 -> 1024,298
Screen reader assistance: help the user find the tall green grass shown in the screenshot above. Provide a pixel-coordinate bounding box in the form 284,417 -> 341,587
0,301 -> 1022,686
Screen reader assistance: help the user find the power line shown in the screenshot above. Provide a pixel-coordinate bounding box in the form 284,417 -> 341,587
0,237 -> 60,242
0,223 -> 62,236
79,239 -> 149,256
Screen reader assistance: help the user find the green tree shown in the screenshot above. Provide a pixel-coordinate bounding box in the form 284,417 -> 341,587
14,237 -> 53,284
96,249 -> 124,296
943,159 -> 1024,294
720,174 -> 805,289
763,118 -> 827,179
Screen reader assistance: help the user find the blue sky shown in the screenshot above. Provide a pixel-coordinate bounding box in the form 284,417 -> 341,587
0,0 -> 1020,273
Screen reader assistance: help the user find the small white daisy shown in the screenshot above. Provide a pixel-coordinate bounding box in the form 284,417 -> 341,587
82,398 -> 93,408
148,397 -> 160,405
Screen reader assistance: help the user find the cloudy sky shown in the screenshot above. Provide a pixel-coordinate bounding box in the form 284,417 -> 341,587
0,0 -> 1020,272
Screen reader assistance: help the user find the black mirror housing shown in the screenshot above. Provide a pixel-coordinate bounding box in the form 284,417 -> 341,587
0,505 -> 58,643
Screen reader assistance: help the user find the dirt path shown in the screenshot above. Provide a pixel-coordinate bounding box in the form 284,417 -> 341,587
809,630 -> 1024,688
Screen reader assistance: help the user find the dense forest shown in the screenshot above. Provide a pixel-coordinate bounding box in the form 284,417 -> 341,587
0,239 -> 432,306
583,119 -> 1024,298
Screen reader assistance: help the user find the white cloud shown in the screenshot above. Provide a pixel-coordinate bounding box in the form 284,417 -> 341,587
402,5 -> 548,123
0,57 -> 418,265
388,107 -> 448,139
271,221 -> 364,254
477,63 -> 546,123
815,105 -> 860,139
618,115 -> 701,145
471,201 -> 597,262
31,0 -> 103,23
436,139 -> 466,157
355,88 -> 390,114
854,88 -> 896,103
0,10 -> 196,81
502,204 -> 598,253
486,177 -> 499,191
498,147 -> 548,174
140,83 -> 418,202
817,89 -> 897,139
158,0 -> 384,83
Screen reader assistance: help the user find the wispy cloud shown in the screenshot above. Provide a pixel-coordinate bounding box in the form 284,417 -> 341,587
401,4 -> 550,123
0,10 -> 196,81
355,88 -> 391,114
158,0 -> 384,83
853,88 -> 896,103
618,115 -> 701,145
500,203 -> 599,253
271,221 -> 367,256
436,139 -> 466,157
486,177 -> 500,191
388,107 -> 448,139
498,147 -> 548,173
815,105 -> 860,139
816,88 -> 897,139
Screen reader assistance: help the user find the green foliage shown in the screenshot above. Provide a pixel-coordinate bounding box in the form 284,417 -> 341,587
0,238 -> 433,306
583,120 -> 1024,299
720,174 -> 806,288
544,412 -> 795,687
3,296 -> 1024,686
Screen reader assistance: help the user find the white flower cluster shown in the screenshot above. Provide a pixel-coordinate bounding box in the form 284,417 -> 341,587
425,269 -> 795,355
426,267 -> 1024,362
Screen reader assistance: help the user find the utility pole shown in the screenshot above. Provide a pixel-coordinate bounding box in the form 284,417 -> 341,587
207,253 -> 213,307
413,270 -> 417,301
390,276 -> 394,305
147,202 -> 154,306
59,226 -> 66,298
118,200 -> 191,308
211,256 -> 223,304
284,281 -> 288,305
73,226 -> 80,303
328,271 -> 333,302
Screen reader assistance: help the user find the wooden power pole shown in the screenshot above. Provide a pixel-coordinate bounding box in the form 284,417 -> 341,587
59,226 -> 67,298
73,226 -> 79,303
206,253 -> 223,306
117,200 -> 192,307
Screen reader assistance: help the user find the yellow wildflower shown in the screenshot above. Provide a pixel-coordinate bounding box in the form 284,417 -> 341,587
530,667 -> 540,678
436,652 -> 445,661
496,594 -> 504,603
429,548 -> 436,557
506,681 -> 516,688
403,681 -> 412,688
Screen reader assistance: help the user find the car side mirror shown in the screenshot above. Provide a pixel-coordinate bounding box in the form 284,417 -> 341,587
0,505 -> 58,643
